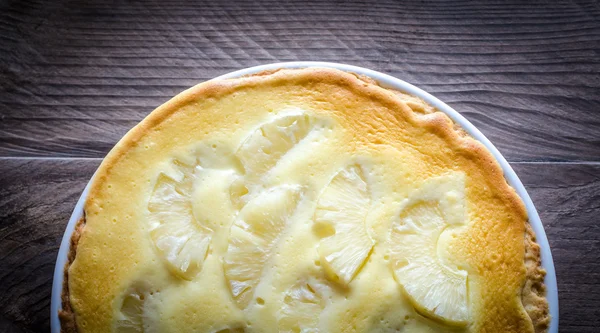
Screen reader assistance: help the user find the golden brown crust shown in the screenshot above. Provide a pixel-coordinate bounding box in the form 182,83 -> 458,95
61,67 -> 549,332
60,217 -> 86,333
522,223 -> 551,332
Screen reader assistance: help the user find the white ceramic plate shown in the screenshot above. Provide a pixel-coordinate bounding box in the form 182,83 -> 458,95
51,62 -> 559,333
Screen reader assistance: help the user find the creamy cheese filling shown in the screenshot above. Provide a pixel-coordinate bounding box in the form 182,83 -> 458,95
112,109 -> 473,333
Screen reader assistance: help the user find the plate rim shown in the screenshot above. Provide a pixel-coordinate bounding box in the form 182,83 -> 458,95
51,61 -> 559,333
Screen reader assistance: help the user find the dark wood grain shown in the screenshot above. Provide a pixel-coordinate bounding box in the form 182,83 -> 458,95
1,0 -> 599,161
0,158 -> 100,333
513,163 -> 600,333
0,159 -> 598,333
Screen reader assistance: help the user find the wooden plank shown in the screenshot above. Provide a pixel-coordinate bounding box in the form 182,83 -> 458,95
0,158 -> 100,333
0,159 -> 598,332
512,162 -> 600,333
1,0 -> 599,160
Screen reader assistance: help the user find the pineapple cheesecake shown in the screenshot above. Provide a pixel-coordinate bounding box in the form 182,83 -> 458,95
59,67 -> 549,333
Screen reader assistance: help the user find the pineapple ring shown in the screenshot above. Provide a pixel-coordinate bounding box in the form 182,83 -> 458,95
314,164 -> 375,286
114,282 -> 159,333
224,185 -> 302,308
389,172 -> 470,326
277,277 -> 332,332
148,144 -> 240,280
230,111 -> 318,209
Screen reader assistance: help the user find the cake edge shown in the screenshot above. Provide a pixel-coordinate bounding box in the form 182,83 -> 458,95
523,222 -> 551,333
59,217 -> 85,333
59,67 -> 550,332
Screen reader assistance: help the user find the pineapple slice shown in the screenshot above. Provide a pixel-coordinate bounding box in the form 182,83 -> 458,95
314,164 -> 374,285
237,112 -> 313,175
149,166 -> 209,280
148,145 -> 239,280
114,286 -> 158,333
389,173 -> 469,326
231,112 -> 315,208
277,277 -> 331,333
224,185 -> 301,307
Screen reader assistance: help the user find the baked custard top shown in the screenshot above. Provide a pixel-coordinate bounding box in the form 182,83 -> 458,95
65,68 -> 548,333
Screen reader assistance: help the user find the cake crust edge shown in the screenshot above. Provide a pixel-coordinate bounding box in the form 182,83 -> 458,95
59,217 -> 85,333
523,222 -> 551,332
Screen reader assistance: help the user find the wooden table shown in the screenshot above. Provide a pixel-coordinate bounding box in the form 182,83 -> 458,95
1,0 -> 599,332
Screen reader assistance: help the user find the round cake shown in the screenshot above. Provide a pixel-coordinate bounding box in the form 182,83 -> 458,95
59,67 -> 549,333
